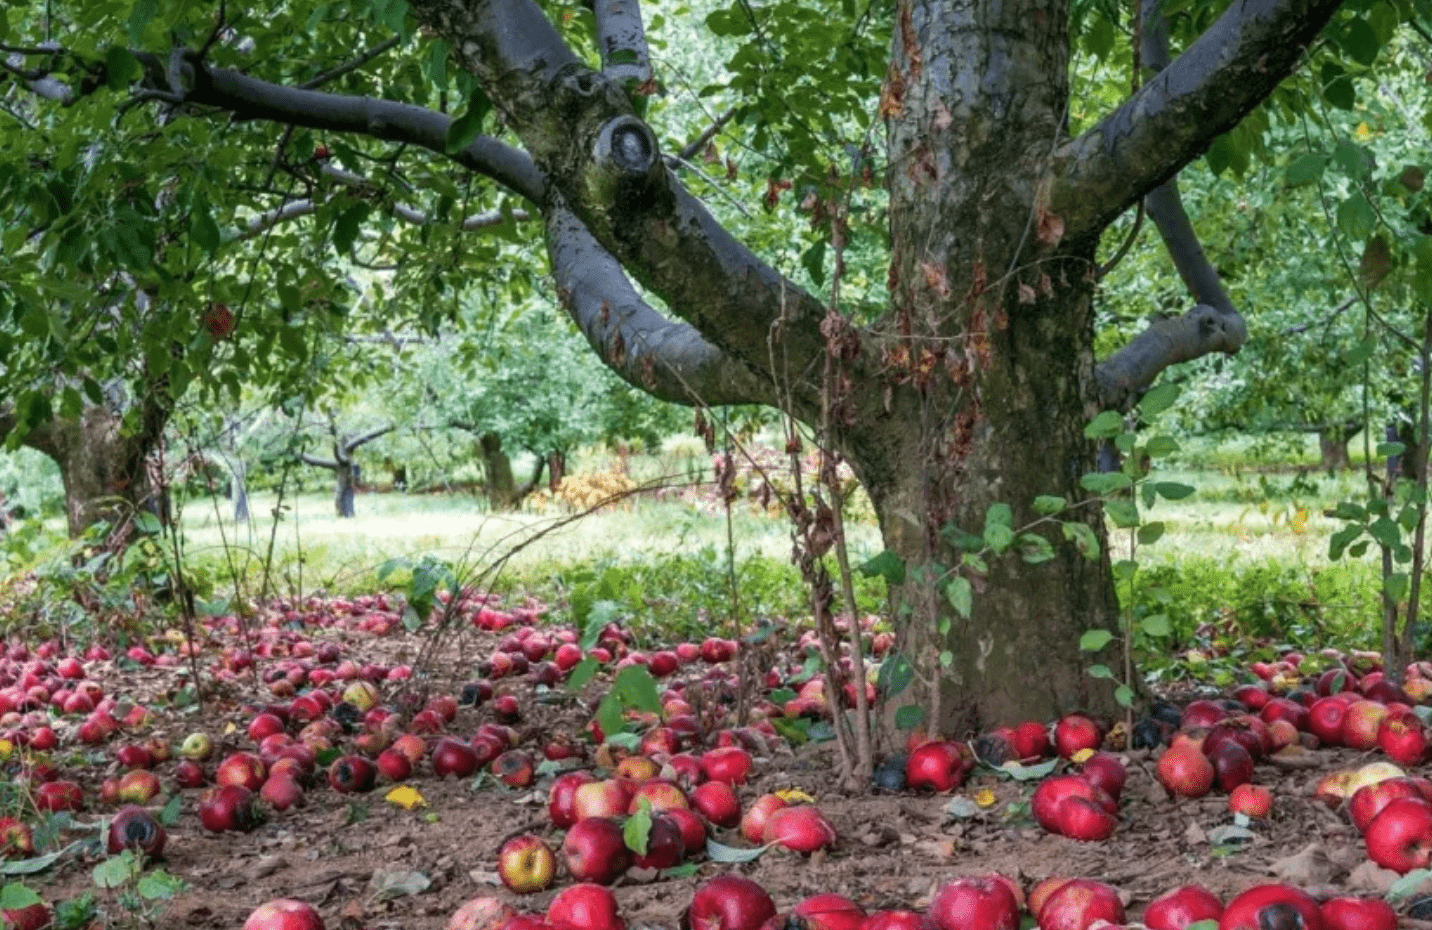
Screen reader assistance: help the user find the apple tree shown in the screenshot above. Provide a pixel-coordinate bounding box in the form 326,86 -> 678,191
4,0 -> 1417,763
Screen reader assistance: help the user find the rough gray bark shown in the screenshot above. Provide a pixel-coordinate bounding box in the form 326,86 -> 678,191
298,424 -> 395,518
478,432 -> 521,511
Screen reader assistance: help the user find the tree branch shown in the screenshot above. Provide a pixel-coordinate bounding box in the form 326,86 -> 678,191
342,424 -> 396,453
1094,304 -> 1244,410
592,0 -> 653,87
410,0 -> 831,415
150,51 -> 546,203
301,35 -> 402,90
1050,0 -> 1345,244
545,200 -> 773,407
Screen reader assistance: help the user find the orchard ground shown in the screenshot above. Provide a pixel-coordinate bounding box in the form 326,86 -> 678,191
0,435 -> 1423,928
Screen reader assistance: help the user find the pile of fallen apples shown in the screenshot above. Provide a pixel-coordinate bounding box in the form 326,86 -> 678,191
0,590 -> 1427,930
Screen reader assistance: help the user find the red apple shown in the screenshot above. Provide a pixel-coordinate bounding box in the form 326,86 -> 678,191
492,750 -> 535,788
691,780 -> 741,828
243,898 -> 325,930
665,806 -> 709,855
927,876 -> 1020,930
762,804 -> 837,853
1031,775 -> 1116,832
1377,715 -> 1429,766
497,834 -> 556,893
199,784 -> 263,832
686,874 -> 777,930
1349,777 -> 1428,832
1055,795 -> 1117,841
860,912 -> 930,930
446,897 -> 516,930
741,793 -> 789,844
905,740 -> 972,792
0,818 -> 33,858
1341,700 -> 1389,751
216,751 -> 268,792
1011,720 -> 1052,759
1037,878 -> 1124,930
1156,746 -> 1215,798
260,773 -> 305,812
1228,783 -> 1273,818
549,771 -> 598,828
1076,752 -> 1127,800
575,779 -> 634,822
562,816 -> 632,885
1053,713 -> 1103,758
548,882 -> 624,930
1364,797 -> 1432,873
1320,898 -> 1396,930
1209,741 -> 1255,793
1143,885 -> 1224,930
793,895 -> 866,930
700,746 -> 753,785
1219,885 -> 1322,930
0,901 -> 50,930
431,737 -> 480,778
34,780 -> 83,812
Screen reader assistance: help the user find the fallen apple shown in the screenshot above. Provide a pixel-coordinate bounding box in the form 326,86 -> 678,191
243,898 -> 325,930
685,874 -> 777,930
497,833 -> 556,894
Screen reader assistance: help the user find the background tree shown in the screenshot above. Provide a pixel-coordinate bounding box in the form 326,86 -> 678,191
7,0 -> 1419,768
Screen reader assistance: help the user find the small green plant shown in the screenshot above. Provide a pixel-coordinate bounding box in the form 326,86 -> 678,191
1076,384 -> 1193,711
91,848 -> 186,927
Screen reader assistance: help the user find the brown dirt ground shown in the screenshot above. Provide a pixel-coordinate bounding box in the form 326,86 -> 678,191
15,596 -> 1431,930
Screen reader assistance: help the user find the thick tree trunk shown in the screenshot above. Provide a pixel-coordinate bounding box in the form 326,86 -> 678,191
547,451 -> 566,491
22,406 -> 167,542
480,432 -> 521,511
851,284 -> 1120,737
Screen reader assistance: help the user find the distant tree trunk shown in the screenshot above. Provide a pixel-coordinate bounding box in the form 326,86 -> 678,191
480,432 -> 520,510
335,462 -> 357,517
1318,422 -> 1358,471
547,450 -> 566,491
231,459 -> 250,522
1388,419 -> 1423,483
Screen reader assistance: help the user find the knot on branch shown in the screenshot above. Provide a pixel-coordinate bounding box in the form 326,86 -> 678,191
594,116 -> 657,178
1189,303 -> 1248,355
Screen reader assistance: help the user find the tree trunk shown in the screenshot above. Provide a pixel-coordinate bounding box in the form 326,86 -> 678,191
547,450 -> 566,491
480,432 -> 521,510
851,282 -> 1120,737
1319,425 -> 1355,471
230,459 -> 250,523
335,462 -> 357,518
23,406 -> 167,542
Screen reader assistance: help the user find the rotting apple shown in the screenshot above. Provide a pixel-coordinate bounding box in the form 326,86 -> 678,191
199,784 -> 263,832
107,804 -> 166,857
431,737 -> 480,779
632,812 -> 686,870
1218,885 -> 1323,930
497,834 -> 556,894
0,817 -> 34,858
327,755 -> 377,793
492,749 -> 536,788
664,806 -> 709,856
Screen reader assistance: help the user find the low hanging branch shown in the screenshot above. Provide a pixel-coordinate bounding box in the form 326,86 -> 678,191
1091,0 -> 1251,411
592,0 -> 654,87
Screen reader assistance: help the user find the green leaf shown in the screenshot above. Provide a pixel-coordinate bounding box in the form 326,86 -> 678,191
990,757 -> 1058,781
1017,532 -> 1055,564
624,799 -> 653,855
1339,16 -> 1382,66
1079,629 -> 1114,652
332,201 -> 372,254
1144,435 -> 1180,458
127,0 -> 156,45
1337,193 -> 1376,242
104,46 -> 141,89
565,656 -> 600,692
1139,383 -> 1180,417
445,91 -> 491,153
1137,522 -> 1165,546
945,576 -> 973,619
1321,63 -> 1356,109
1080,472 -> 1132,495
800,239 -> 826,287
1154,482 -> 1195,501
1032,495 -> 1066,515
1087,663 -> 1114,679
92,851 -> 138,889
1386,572 -> 1410,604
191,204 -> 221,254
893,704 -> 925,730
612,664 -> 662,714
1387,867 -> 1432,902
984,502 -> 1013,528
1140,614 -> 1172,637
1106,499 -> 1139,528
1062,521 -> 1100,559
1084,410 -> 1123,439
983,523 -> 1015,554
877,653 -> 914,697
1115,684 -> 1135,707
858,550 -> 905,585
0,884 -> 40,908
1286,153 -> 1327,186
136,869 -> 185,900
1377,442 -> 1406,458
1083,14 -> 1114,58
